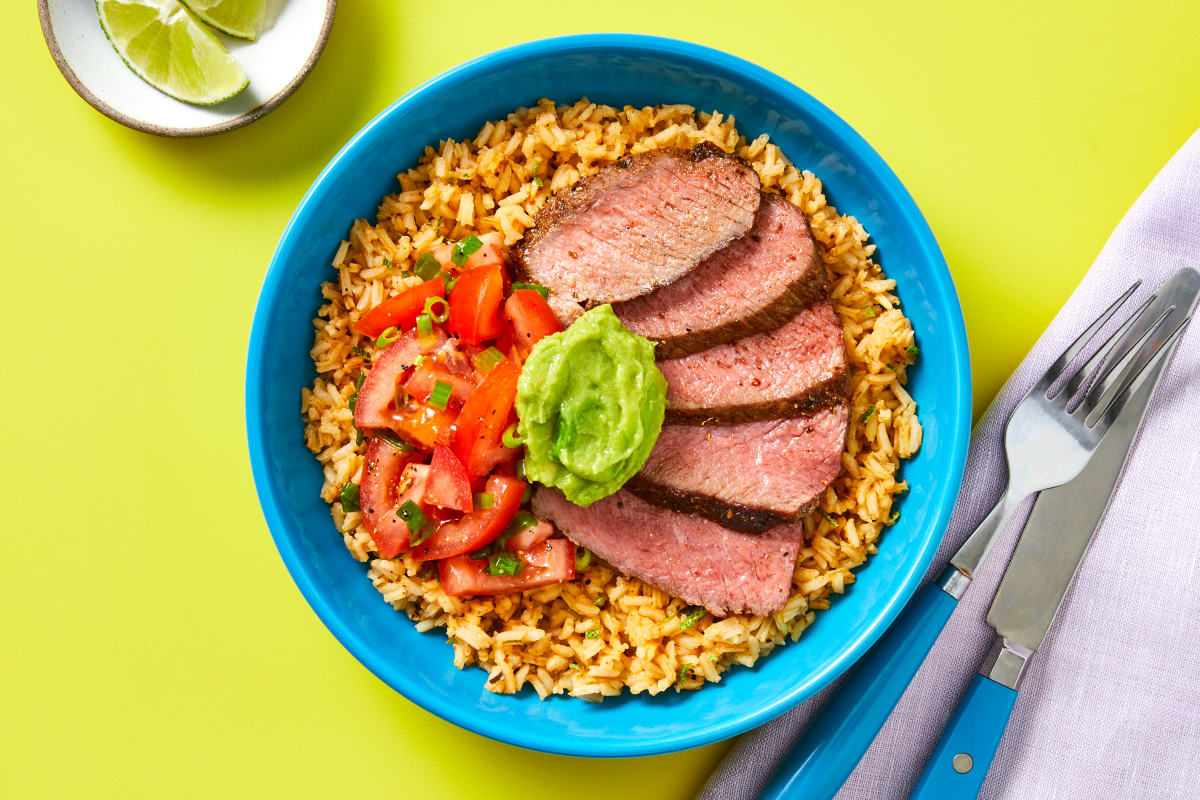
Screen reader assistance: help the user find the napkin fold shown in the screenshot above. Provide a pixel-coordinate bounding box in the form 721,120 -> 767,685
700,129 -> 1200,800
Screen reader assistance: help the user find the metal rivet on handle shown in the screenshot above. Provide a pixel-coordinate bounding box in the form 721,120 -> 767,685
952,753 -> 974,774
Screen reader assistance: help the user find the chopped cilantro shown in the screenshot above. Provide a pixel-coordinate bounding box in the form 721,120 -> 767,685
584,630 -> 600,640
677,664 -> 692,686
861,405 -> 877,423
864,306 -> 876,318
678,608 -> 706,630
888,509 -> 901,525
906,344 -> 919,356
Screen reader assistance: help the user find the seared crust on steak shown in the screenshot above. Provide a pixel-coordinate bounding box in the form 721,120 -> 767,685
663,371 -> 849,425
631,407 -> 850,534
513,144 -> 761,323
615,193 -> 827,359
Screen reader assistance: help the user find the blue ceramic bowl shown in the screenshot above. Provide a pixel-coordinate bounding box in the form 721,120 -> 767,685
246,34 -> 971,758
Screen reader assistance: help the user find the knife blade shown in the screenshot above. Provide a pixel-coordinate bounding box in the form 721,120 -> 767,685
985,266 -> 1199,674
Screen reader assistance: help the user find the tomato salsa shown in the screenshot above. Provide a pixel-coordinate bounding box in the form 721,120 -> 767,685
343,232 -> 582,596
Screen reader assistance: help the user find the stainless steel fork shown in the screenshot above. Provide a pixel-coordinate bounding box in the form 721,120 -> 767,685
946,281 -> 1189,592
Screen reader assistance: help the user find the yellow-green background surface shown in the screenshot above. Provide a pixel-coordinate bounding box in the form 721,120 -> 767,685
5,2 -> 1198,798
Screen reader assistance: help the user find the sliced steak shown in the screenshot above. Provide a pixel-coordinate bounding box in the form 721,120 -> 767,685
532,488 -> 802,617
659,301 -> 848,424
514,144 -> 761,323
614,193 -> 825,358
628,406 -> 848,533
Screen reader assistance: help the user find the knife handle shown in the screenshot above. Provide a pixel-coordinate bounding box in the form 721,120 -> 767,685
909,674 -> 1018,800
757,571 -> 960,800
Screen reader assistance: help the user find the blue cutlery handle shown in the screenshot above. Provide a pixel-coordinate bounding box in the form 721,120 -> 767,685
909,674 -> 1018,800
758,571 -> 960,800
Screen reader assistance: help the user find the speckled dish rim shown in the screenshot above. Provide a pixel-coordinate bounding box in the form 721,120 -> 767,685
38,0 -> 337,138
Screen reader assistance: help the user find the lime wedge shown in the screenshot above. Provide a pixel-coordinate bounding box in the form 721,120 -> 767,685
180,0 -> 269,41
96,0 -> 249,106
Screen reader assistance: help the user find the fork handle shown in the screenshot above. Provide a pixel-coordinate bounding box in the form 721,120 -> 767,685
757,571 -> 961,800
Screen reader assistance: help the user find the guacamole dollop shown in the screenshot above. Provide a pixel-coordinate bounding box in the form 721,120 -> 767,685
515,304 -> 666,507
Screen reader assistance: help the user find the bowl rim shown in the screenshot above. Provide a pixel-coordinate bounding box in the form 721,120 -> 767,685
246,33 -> 971,757
37,0 -> 338,138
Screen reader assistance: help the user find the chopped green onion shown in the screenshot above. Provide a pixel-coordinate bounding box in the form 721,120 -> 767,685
414,253 -> 441,281
375,326 -> 401,348
376,429 -> 415,452
352,346 -> 369,358
885,363 -> 895,372
348,372 -> 365,411
429,380 -> 453,411
413,355 -> 426,367
487,551 -> 524,576
863,306 -> 877,318
501,423 -> 523,448
569,663 -> 582,673
416,313 -> 434,341
824,512 -> 840,527
678,608 -> 706,631
424,296 -> 450,323
861,405 -> 877,423
451,235 -> 483,267
710,655 -> 719,663
355,427 -> 363,446
594,596 -> 606,608
584,630 -> 600,640
906,344 -> 919,356
676,664 -> 692,686
575,546 -> 592,571
533,176 -> 544,187
512,281 -> 549,299
473,492 -> 495,510
382,257 -> 391,268
521,485 -> 532,504
888,509 -> 901,525
397,500 -> 431,543
472,346 -> 506,374
468,544 -> 493,560
500,512 -> 538,547
443,276 -> 458,294
339,482 -> 360,512
529,159 -> 541,175
514,459 -> 527,480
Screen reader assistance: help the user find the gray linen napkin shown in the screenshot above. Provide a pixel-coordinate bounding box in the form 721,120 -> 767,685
700,129 -> 1200,800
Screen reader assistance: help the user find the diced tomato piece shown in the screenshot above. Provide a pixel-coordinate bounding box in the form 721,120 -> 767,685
353,328 -> 447,430
359,437 -> 422,558
448,264 -> 505,344
354,278 -> 445,338
438,539 -> 576,596
452,359 -> 521,477
423,446 -> 473,512
388,402 -> 457,451
411,474 -> 525,561
426,231 -> 505,274
506,519 -> 554,552
402,360 -> 475,409
504,289 -> 562,358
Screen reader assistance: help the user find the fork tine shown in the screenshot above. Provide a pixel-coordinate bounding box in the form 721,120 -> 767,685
1079,306 -> 1174,419
1062,294 -> 1157,399
1035,280 -> 1141,396
1084,318 -> 1189,430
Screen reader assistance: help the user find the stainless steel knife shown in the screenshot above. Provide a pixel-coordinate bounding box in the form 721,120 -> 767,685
909,266 -> 1200,800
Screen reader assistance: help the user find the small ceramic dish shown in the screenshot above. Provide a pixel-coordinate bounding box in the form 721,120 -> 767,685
38,0 -> 336,137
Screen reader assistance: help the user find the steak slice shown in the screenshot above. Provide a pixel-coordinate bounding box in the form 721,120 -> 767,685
532,488 -> 802,617
614,193 -> 825,359
628,406 -> 849,533
659,301 -> 848,424
513,144 -> 761,323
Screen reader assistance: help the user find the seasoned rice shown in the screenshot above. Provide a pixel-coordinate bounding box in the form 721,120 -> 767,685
300,99 -> 922,698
